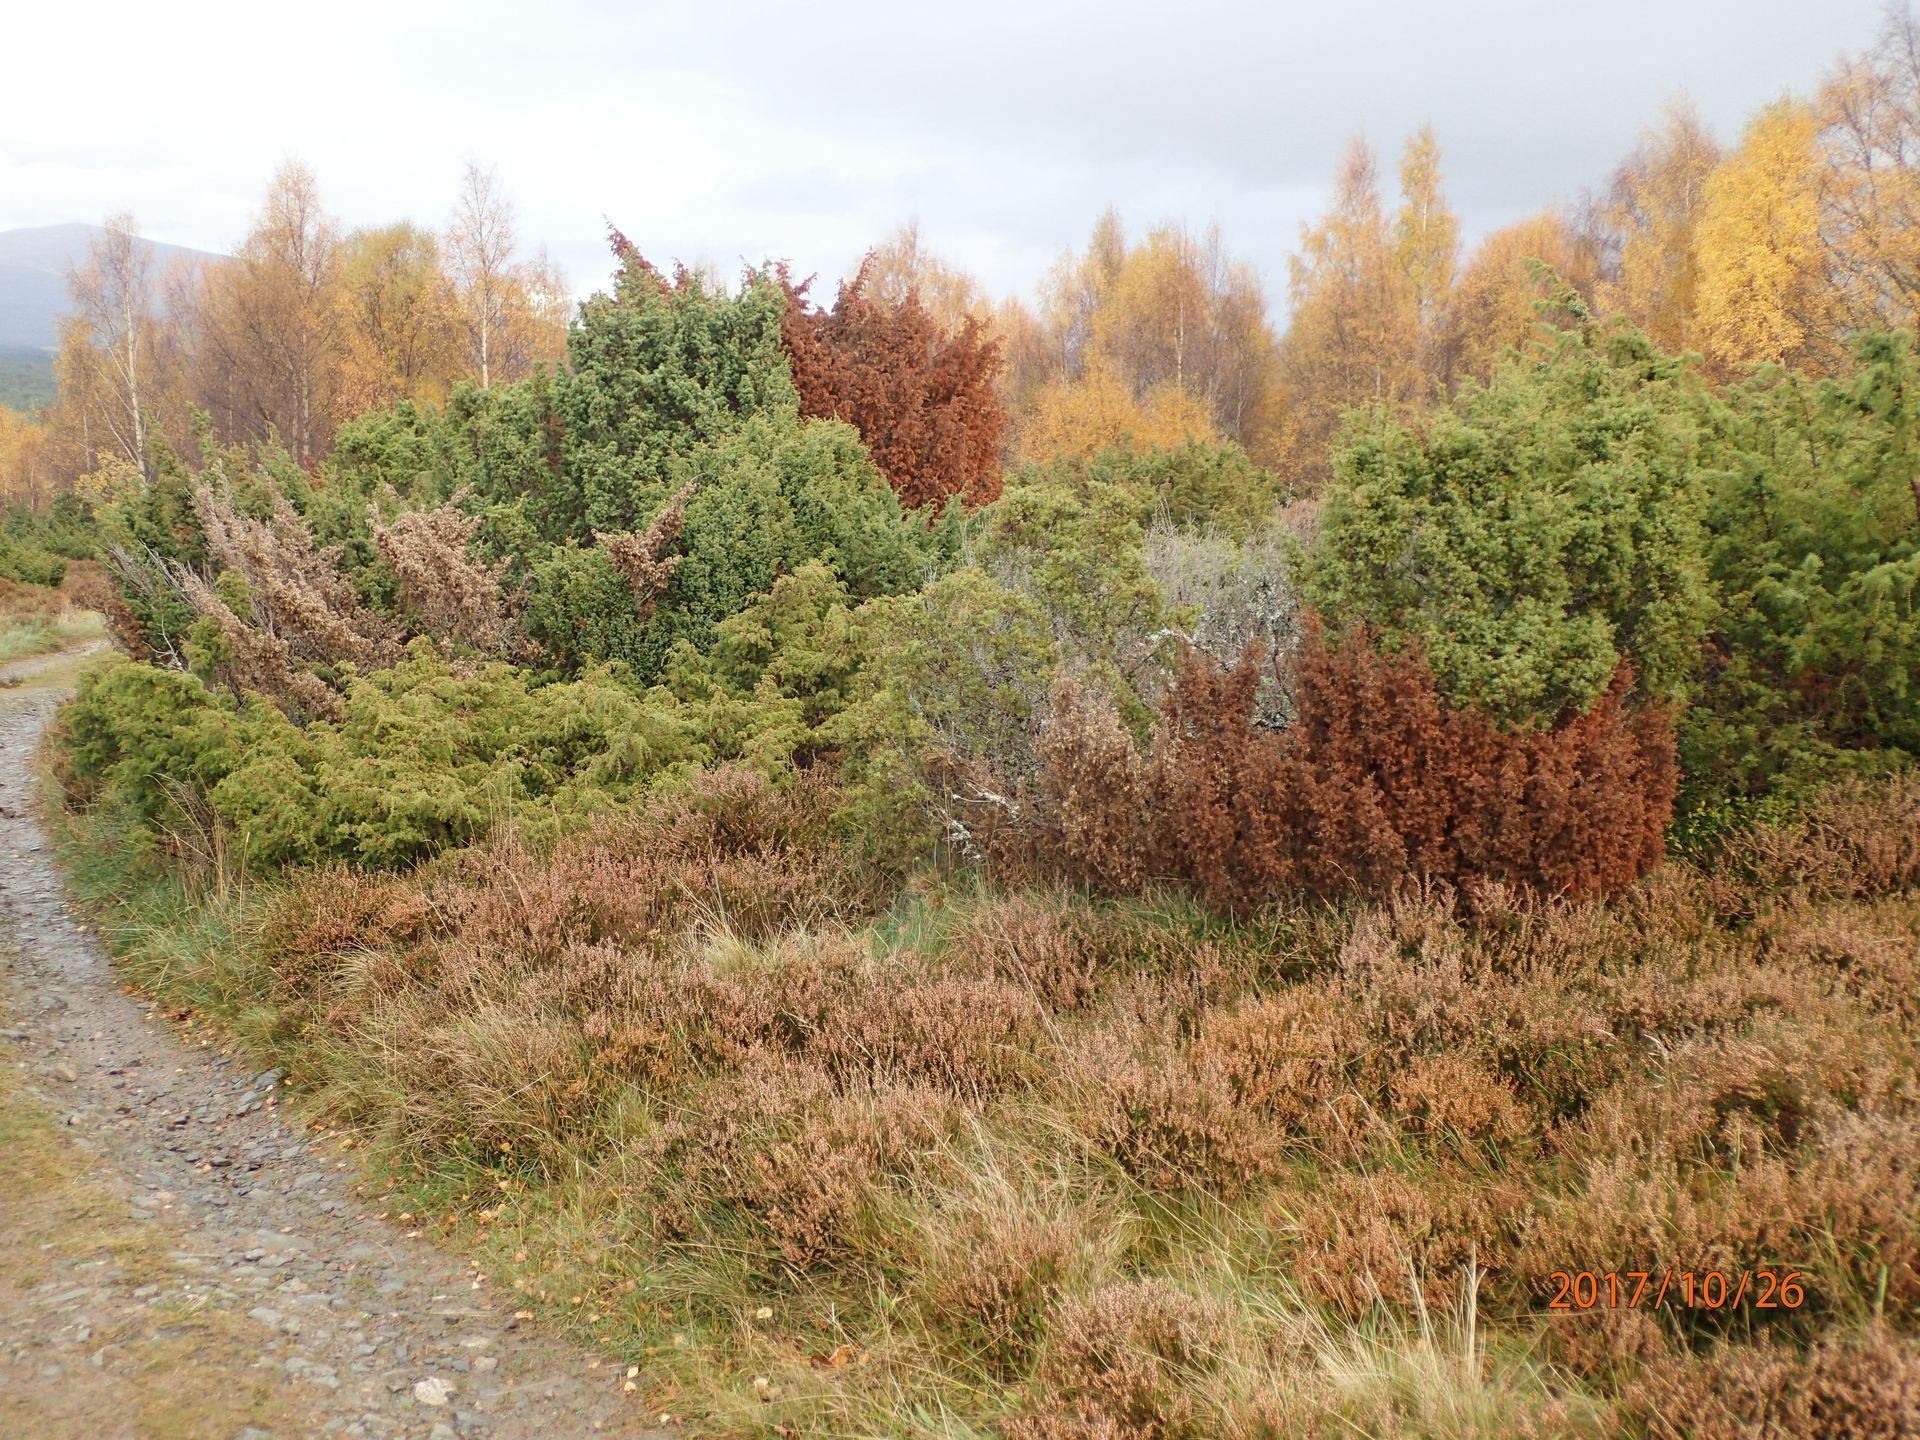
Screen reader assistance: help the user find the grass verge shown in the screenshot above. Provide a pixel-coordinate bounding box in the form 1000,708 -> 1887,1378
0,609 -> 105,668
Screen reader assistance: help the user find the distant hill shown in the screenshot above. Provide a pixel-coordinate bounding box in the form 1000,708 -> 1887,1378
0,224 -> 218,411
0,347 -> 57,414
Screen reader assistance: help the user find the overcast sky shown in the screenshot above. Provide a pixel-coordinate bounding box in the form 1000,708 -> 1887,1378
0,0 -> 1896,313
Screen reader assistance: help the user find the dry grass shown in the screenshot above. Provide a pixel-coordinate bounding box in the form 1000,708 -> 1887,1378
0,580 -> 105,666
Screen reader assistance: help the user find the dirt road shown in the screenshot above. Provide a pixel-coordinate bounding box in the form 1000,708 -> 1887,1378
0,647 -> 669,1440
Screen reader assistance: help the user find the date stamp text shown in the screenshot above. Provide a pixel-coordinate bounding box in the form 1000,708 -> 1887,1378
1546,1269 -> 1807,1312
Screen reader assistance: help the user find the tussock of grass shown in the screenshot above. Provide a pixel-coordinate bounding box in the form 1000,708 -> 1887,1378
45,763 -> 1920,1437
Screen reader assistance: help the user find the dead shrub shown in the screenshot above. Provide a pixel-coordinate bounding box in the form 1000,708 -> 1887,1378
179,569 -> 349,720
1031,620 -> 1677,909
1624,1325 -> 1920,1440
597,481 -> 693,615
191,481 -> 401,670
371,496 -> 513,653
781,259 -> 1005,510
1008,1280 -> 1226,1440
1033,674 -> 1153,892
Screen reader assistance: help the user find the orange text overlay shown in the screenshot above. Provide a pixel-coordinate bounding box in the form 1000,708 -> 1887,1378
1546,1270 -> 1807,1312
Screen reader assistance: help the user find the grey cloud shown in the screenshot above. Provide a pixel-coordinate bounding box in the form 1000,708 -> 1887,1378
0,0 -> 1896,317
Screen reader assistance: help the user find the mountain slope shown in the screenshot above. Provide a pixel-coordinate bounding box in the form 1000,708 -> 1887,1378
0,223 -> 217,353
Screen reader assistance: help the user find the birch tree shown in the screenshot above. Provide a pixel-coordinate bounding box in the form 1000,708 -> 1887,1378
447,162 -> 518,389
63,213 -> 159,480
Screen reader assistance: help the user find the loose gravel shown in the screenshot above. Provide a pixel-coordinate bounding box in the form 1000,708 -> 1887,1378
0,648 -> 672,1440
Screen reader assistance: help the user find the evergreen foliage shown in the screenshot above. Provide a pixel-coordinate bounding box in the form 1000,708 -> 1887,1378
1687,330 -> 1920,803
1300,323 -> 1719,724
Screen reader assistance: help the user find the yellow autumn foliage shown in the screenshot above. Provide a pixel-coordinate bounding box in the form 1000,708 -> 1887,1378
1014,360 -> 1219,462
1696,102 -> 1834,372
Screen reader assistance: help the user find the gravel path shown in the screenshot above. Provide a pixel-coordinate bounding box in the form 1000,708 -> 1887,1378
0,650 -> 671,1440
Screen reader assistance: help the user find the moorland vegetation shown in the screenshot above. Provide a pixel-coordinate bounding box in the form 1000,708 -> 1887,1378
6,14 -> 1920,1436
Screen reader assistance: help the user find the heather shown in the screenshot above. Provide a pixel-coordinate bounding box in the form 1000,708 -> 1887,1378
51,765 -> 1920,1436
30,217 -> 1920,1437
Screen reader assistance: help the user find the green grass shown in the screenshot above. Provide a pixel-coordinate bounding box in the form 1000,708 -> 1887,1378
0,608 -> 104,666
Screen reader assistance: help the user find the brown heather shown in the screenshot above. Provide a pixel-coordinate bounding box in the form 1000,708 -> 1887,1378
0,575 -> 69,618
177,767 -> 1920,1433
1007,1281 -> 1226,1440
54,558 -> 118,614
920,1205 -> 1081,1376
1192,988 -> 1343,1128
941,891 -> 1122,1012
1760,900 -> 1920,1030
641,1053 -> 959,1270
906,1169 -> 1107,1378
1029,618 -> 1677,908
1283,1164 -> 1524,1315
1738,774 -> 1920,901
1624,1325 -> 1920,1440
1060,1026 -> 1278,1196
256,866 -> 433,984
1387,1052 -> 1534,1145
596,936 -> 1048,1099
814,972 -> 1048,1096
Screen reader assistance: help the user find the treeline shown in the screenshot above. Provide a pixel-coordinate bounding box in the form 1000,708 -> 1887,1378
4,8 -> 1915,912
11,12 -> 1920,512
0,162 -> 567,505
